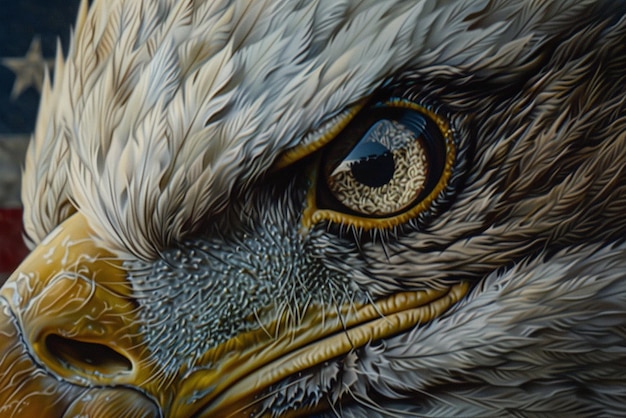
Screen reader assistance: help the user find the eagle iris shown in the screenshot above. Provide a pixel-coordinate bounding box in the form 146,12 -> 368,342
320,99 -> 447,218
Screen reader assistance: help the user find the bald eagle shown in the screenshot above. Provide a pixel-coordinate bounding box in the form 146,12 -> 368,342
0,0 -> 625,416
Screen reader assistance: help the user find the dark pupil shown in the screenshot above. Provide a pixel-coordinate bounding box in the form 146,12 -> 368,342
350,150 -> 395,188
339,123 -> 397,188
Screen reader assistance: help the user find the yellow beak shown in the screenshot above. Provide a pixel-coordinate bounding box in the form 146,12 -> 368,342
0,212 -> 468,417
0,213 -> 160,416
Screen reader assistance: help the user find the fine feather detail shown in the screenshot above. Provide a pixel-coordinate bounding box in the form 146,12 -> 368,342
20,0 -> 606,261
15,1 -> 626,415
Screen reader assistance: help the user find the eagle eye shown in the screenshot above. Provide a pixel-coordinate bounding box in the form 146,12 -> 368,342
305,98 -> 455,230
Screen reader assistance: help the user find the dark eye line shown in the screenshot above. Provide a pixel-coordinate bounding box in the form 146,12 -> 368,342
301,95 -> 458,234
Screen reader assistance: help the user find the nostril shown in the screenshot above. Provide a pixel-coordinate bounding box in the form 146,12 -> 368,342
45,334 -> 133,377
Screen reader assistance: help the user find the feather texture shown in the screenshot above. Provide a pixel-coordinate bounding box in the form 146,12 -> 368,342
22,0 -> 576,260
14,1 -> 626,415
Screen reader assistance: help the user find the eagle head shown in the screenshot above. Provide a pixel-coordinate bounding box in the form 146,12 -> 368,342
0,0 -> 625,416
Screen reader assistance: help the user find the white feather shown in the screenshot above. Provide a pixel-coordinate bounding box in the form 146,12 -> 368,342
23,0 -> 570,259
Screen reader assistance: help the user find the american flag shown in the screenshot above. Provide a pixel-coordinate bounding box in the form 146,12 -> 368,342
0,0 -> 81,283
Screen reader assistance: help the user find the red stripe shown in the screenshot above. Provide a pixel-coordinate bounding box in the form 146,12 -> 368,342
0,208 -> 29,276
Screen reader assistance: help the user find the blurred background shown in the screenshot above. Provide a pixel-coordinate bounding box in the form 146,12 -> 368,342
0,0 -> 81,282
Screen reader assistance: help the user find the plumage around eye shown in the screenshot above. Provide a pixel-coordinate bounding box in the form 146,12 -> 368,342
308,98 -> 454,230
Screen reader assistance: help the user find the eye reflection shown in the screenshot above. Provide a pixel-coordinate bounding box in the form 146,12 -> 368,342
305,97 -> 456,231
318,99 -> 448,219
324,118 -> 430,216
332,134 -> 396,188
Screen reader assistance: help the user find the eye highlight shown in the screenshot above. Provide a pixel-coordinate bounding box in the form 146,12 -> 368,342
303,98 -> 455,230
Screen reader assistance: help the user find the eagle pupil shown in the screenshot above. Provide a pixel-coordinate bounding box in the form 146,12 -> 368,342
350,150 -> 395,188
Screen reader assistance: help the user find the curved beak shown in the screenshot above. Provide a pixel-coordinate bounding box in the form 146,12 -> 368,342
0,213 -> 160,417
0,212 -> 469,417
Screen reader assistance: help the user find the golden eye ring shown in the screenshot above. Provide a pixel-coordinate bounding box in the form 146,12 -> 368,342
302,99 -> 456,231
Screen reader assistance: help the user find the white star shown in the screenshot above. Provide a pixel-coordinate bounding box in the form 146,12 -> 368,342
2,36 -> 55,101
